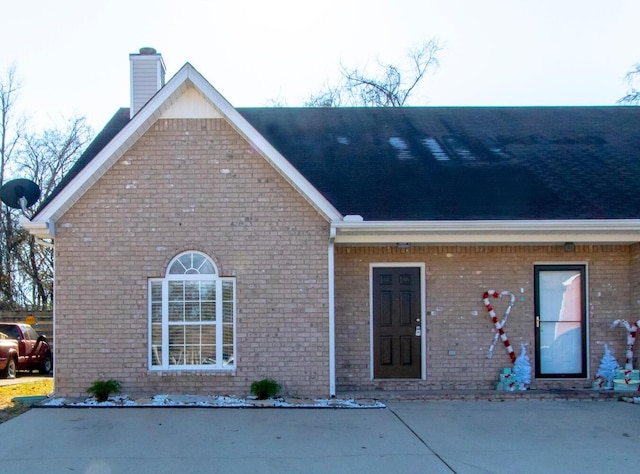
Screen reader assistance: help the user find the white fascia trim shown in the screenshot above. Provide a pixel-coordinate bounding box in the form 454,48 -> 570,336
185,69 -> 342,222
332,219 -> 640,244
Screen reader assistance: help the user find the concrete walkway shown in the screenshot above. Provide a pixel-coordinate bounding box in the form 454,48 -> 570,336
0,400 -> 637,473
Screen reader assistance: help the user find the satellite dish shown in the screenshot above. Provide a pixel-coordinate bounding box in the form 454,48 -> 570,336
0,178 -> 41,213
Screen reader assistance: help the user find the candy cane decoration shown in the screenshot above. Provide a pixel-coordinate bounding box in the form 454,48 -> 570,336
611,319 -> 640,370
483,290 -> 516,363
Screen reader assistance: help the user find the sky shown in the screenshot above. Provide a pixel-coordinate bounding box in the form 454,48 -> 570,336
1,0 -> 639,131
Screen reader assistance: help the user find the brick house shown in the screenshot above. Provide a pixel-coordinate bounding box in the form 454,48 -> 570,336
24,49 -> 640,398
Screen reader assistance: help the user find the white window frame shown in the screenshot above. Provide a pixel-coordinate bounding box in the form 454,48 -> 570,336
148,251 -> 236,371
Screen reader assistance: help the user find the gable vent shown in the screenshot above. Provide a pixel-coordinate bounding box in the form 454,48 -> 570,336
129,47 -> 166,118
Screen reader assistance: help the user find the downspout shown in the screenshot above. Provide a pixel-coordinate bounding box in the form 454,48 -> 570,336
51,235 -> 56,389
328,225 -> 336,397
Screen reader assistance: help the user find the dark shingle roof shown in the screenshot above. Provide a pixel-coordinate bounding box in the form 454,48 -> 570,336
39,106 -> 640,221
239,107 -> 640,220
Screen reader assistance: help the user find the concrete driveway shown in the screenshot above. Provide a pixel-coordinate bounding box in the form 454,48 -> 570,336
0,400 -> 637,473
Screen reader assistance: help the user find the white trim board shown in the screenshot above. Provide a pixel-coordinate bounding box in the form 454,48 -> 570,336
333,219 -> 640,245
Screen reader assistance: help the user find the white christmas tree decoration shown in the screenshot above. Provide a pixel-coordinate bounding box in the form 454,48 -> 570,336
513,343 -> 531,390
594,344 -> 619,389
610,319 -> 640,370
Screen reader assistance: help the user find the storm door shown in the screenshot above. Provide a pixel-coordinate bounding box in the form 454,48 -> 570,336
372,267 -> 422,378
534,265 -> 587,378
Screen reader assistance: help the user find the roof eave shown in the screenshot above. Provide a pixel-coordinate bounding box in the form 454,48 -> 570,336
20,217 -> 53,240
331,219 -> 640,245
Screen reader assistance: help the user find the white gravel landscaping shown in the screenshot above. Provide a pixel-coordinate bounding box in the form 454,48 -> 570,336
41,394 -> 386,408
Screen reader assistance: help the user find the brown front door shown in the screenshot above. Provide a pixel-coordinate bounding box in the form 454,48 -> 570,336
373,267 -> 422,379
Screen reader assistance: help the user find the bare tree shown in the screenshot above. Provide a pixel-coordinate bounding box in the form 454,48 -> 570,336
0,65 -> 93,309
618,63 -> 640,104
13,116 -> 92,308
305,39 -> 442,107
0,66 -> 24,309
20,116 -> 92,198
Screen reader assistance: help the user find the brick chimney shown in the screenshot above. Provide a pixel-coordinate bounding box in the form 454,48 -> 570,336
129,47 -> 166,118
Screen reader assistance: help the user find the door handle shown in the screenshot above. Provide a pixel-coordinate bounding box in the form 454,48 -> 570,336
536,316 -> 540,328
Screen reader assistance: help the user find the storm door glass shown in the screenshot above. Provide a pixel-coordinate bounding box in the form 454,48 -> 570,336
534,265 -> 587,378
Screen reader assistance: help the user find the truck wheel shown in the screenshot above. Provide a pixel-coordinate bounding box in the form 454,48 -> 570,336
1,357 -> 16,379
40,355 -> 52,374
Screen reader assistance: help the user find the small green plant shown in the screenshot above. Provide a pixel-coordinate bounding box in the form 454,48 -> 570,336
87,379 -> 121,402
250,378 -> 281,400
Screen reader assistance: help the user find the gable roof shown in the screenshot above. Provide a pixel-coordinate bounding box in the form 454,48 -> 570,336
239,107 -> 640,221
22,63 -> 640,245
24,63 -> 342,239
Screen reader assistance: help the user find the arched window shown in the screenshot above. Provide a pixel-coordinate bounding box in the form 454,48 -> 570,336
149,251 -> 235,371
167,252 -> 217,276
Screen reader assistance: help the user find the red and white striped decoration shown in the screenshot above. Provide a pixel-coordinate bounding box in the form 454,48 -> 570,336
594,375 -> 605,389
502,371 -> 516,391
483,290 -> 516,363
611,319 -> 640,370
619,370 -> 640,392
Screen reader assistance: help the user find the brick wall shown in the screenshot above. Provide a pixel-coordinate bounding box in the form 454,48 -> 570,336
53,119 -> 330,398
335,244 -> 634,391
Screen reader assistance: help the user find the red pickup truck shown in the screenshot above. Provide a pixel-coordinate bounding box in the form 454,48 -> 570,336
0,323 -> 53,379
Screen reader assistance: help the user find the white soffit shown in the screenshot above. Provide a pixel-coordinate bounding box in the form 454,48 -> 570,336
331,219 -> 640,244
19,217 -> 50,240
160,87 -> 222,119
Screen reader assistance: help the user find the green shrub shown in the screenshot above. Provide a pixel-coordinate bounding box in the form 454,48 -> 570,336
250,378 -> 281,400
87,379 -> 122,402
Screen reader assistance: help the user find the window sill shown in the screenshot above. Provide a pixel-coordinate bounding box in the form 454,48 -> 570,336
148,368 -> 237,376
